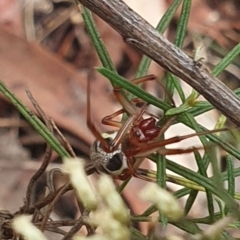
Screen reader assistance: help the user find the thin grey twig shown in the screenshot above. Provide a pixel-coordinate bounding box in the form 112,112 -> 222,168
76,0 -> 240,126
40,183 -> 71,231
61,210 -> 93,240
22,89 -> 53,212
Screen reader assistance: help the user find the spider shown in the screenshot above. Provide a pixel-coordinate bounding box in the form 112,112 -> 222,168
85,74 -> 226,181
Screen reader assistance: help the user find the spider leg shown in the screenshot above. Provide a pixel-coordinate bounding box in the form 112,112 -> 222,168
134,74 -> 176,106
87,78 -> 110,151
117,156 -> 156,182
130,75 -> 157,84
130,170 -> 155,182
130,127 -> 228,157
157,116 -> 175,139
157,146 -> 203,156
135,168 -> 156,182
113,75 -> 158,115
102,108 -> 125,128
122,74 -> 175,107
113,88 -> 140,115
102,97 -> 150,128
103,102 -> 149,150
109,115 -> 136,149
115,157 -> 146,181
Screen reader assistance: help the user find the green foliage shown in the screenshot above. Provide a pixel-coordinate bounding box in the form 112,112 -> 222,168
1,0 -> 240,239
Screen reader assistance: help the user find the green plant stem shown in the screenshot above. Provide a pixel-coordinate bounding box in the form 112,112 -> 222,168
0,81 -> 70,158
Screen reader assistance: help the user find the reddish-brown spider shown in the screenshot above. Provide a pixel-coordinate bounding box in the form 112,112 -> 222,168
85,75 -> 226,181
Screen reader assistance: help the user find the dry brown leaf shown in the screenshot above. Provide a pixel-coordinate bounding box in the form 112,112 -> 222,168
0,0 -> 23,36
0,28 -> 116,148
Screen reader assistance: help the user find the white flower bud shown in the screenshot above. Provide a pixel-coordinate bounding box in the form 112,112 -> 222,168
12,215 -> 48,240
87,209 -> 130,240
200,216 -> 234,239
73,235 -> 110,240
166,236 -> 184,240
63,157 -> 97,210
98,174 -> 129,224
139,183 -> 183,221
